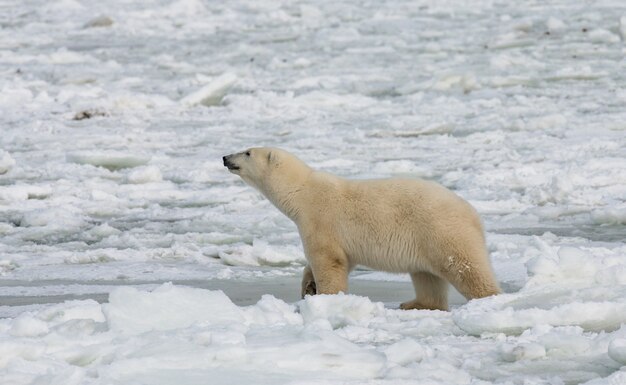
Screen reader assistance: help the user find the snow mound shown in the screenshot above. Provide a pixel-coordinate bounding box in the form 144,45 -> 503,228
546,17 -> 566,33
18,207 -> 88,241
591,206 -> 626,225
10,314 -> 49,337
453,285 -> 626,336
218,239 -> 305,267
0,184 -> 52,202
67,151 -> 151,170
588,29 -> 620,43
2,284 -> 625,384
521,240 -> 626,289
299,293 -> 384,328
525,245 -> 598,287
126,165 -> 163,184
242,295 -> 303,326
181,73 -> 237,107
0,150 -> 15,174
103,283 -> 244,334
20,207 -> 85,228
581,371 -> 626,385
454,241 -> 626,336
373,160 -> 433,177
83,15 -> 113,28
608,338 -> 626,365
383,338 -> 426,365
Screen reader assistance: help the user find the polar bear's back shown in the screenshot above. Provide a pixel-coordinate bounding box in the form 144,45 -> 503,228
332,177 -> 485,273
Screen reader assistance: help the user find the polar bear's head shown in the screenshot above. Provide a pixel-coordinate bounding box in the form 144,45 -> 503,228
223,147 -> 276,190
222,148 -> 313,206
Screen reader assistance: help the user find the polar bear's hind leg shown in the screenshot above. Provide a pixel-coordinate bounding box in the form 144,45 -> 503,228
301,264 -> 317,298
439,251 -> 501,301
400,272 -> 449,311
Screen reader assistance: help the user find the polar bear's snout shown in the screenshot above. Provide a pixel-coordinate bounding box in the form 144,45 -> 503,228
223,154 -> 240,171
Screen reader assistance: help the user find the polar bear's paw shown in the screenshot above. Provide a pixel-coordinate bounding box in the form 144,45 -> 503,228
302,280 -> 317,298
400,299 -> 447,311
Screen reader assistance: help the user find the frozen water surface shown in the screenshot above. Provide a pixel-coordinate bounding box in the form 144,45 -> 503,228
1,0 -> 626,384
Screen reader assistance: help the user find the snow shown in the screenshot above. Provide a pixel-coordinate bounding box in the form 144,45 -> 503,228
9,314 -> 49,337
0,151 -> 15,175
103,284 -> 244,334
588,29 -> 620,44
83,15 -> 114,29
2,284 -> 625,384
180,73 -> 238,107
126,165 -> 163,184
300,293 -> 384,328
609,337 -> 626,365
546,17 -> 566,33
66,151 -> 151,170
1,0 -> 626,384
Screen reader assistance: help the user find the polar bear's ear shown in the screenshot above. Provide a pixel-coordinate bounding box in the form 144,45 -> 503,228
267,151 -> 273,164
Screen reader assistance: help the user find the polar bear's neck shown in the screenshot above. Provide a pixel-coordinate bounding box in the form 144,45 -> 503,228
260,161 -> 313,222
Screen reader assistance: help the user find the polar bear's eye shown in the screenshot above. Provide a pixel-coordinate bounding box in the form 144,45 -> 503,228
245,151 -> 251,156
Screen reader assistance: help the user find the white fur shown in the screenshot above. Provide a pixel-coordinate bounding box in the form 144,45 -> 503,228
224,147 -> 500,310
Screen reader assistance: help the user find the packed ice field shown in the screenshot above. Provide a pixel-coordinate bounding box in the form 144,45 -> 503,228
1,0 -> 626,384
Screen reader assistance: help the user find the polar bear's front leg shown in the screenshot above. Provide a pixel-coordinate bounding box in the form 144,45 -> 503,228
306,244 -> 349,295
301,264 -> 316,298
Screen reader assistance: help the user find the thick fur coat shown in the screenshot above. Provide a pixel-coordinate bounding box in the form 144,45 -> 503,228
223,147 -> 500,310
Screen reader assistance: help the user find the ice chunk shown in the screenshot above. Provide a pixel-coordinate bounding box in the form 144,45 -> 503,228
86,223 -> 121,238
373,160 -> 433,177
103,284 -> 244,334
20,207 -> 85,228
525,245 -> 598,287
67,151 -> 151,170
0,340 -> 46,368
0,150 -> 15,174
546,17 -> 566,32
556,246 -> 597,279
37,300 -> 105,324
126,165 -> 163,184
0,259 -> 17,274
181,73 -> 237,107
432,74 -> 479,93
608,338 -> 626,365
591,207 -> 626,225
581,371 -> 626,385
218,239 -> 305,267
595,265 -> 626,285
83,15 -> 113,28
0,184 -> 51,202
20,207 -> 87,237
10,314 -> 49,337
299,294 -> 384,328
453,286 -> 626,336
588,29 -> 620,43
499,342 -> 546,362
527,114 -> 567,131
384,338 -> 425,365
0,186 -> 28,201
243,295 -> 303,326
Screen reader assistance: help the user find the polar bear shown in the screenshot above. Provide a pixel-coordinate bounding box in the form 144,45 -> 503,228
223,147 -> 500,310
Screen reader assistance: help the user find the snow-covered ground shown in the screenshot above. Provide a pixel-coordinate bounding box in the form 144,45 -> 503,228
1,0 -> 626,383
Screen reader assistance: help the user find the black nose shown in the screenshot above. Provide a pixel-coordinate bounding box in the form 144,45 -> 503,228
223,155 -> 238,170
